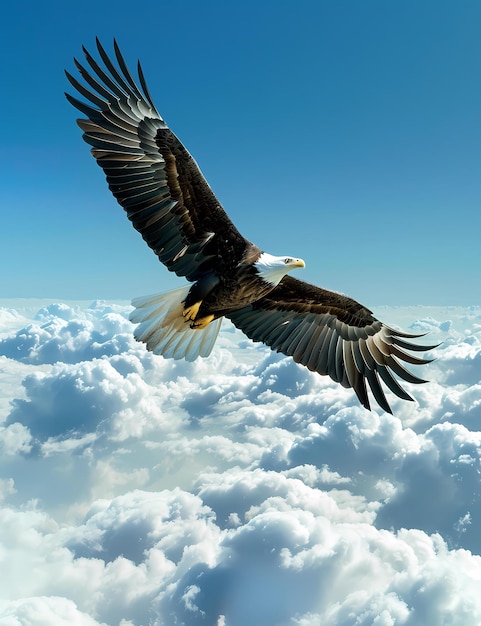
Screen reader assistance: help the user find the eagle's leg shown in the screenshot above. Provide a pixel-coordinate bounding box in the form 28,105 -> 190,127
183,273 -> 220,323
190,314 -> 215,329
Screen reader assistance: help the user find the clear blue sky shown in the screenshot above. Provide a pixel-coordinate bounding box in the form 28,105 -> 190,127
1,0 -> 480,305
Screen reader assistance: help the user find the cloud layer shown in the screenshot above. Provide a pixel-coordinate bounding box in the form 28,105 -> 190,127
0,301 -> 480,625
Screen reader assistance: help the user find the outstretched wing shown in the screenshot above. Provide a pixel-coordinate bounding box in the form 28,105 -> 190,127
228,276 -> 437,413
65,39 -> 257,281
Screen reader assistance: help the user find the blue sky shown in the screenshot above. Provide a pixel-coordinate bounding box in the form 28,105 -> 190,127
1,0 -> 480,304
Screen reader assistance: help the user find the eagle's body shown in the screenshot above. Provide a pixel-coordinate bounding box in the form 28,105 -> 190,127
182,252 -> 303,325
66,40 -> 436,413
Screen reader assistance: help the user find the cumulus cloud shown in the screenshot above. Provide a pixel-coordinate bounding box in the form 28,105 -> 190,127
0,302 -> 481,625
0,302 -> 134,365
0,596 -> 107,626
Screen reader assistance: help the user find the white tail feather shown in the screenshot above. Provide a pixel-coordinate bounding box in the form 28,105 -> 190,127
129,286 -> 222,361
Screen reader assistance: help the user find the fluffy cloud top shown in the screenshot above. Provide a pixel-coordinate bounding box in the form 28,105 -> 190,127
0,302 -> 480,625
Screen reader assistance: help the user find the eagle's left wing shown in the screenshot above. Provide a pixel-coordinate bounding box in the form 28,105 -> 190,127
227,276 -> 437,413
65,39 -> 257,283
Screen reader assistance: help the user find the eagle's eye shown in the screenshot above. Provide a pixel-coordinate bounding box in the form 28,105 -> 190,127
284,257 -> 293,264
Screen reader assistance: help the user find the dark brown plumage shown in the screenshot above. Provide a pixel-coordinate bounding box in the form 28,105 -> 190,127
66,39 -> 436,413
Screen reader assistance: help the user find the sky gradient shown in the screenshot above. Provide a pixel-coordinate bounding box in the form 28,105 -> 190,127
1,1 -> 480,305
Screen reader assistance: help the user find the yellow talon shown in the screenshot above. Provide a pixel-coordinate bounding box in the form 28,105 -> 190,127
190,314 -> 215,330
183,301 -> 202,321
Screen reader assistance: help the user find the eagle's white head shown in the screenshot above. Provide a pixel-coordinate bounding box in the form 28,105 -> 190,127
254,253 -> 305,286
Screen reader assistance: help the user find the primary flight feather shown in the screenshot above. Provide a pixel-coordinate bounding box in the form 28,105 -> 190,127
65,39 -> 436,413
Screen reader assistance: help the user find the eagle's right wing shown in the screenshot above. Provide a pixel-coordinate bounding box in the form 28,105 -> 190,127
228,276 -> 437,413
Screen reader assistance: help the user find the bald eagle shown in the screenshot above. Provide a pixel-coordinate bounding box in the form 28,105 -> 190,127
65,39 -> 436,413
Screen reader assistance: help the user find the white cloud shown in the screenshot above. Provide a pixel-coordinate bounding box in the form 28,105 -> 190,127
0,303 -> 481,624
0,303 -> 134,365
0,596 -> 107,626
